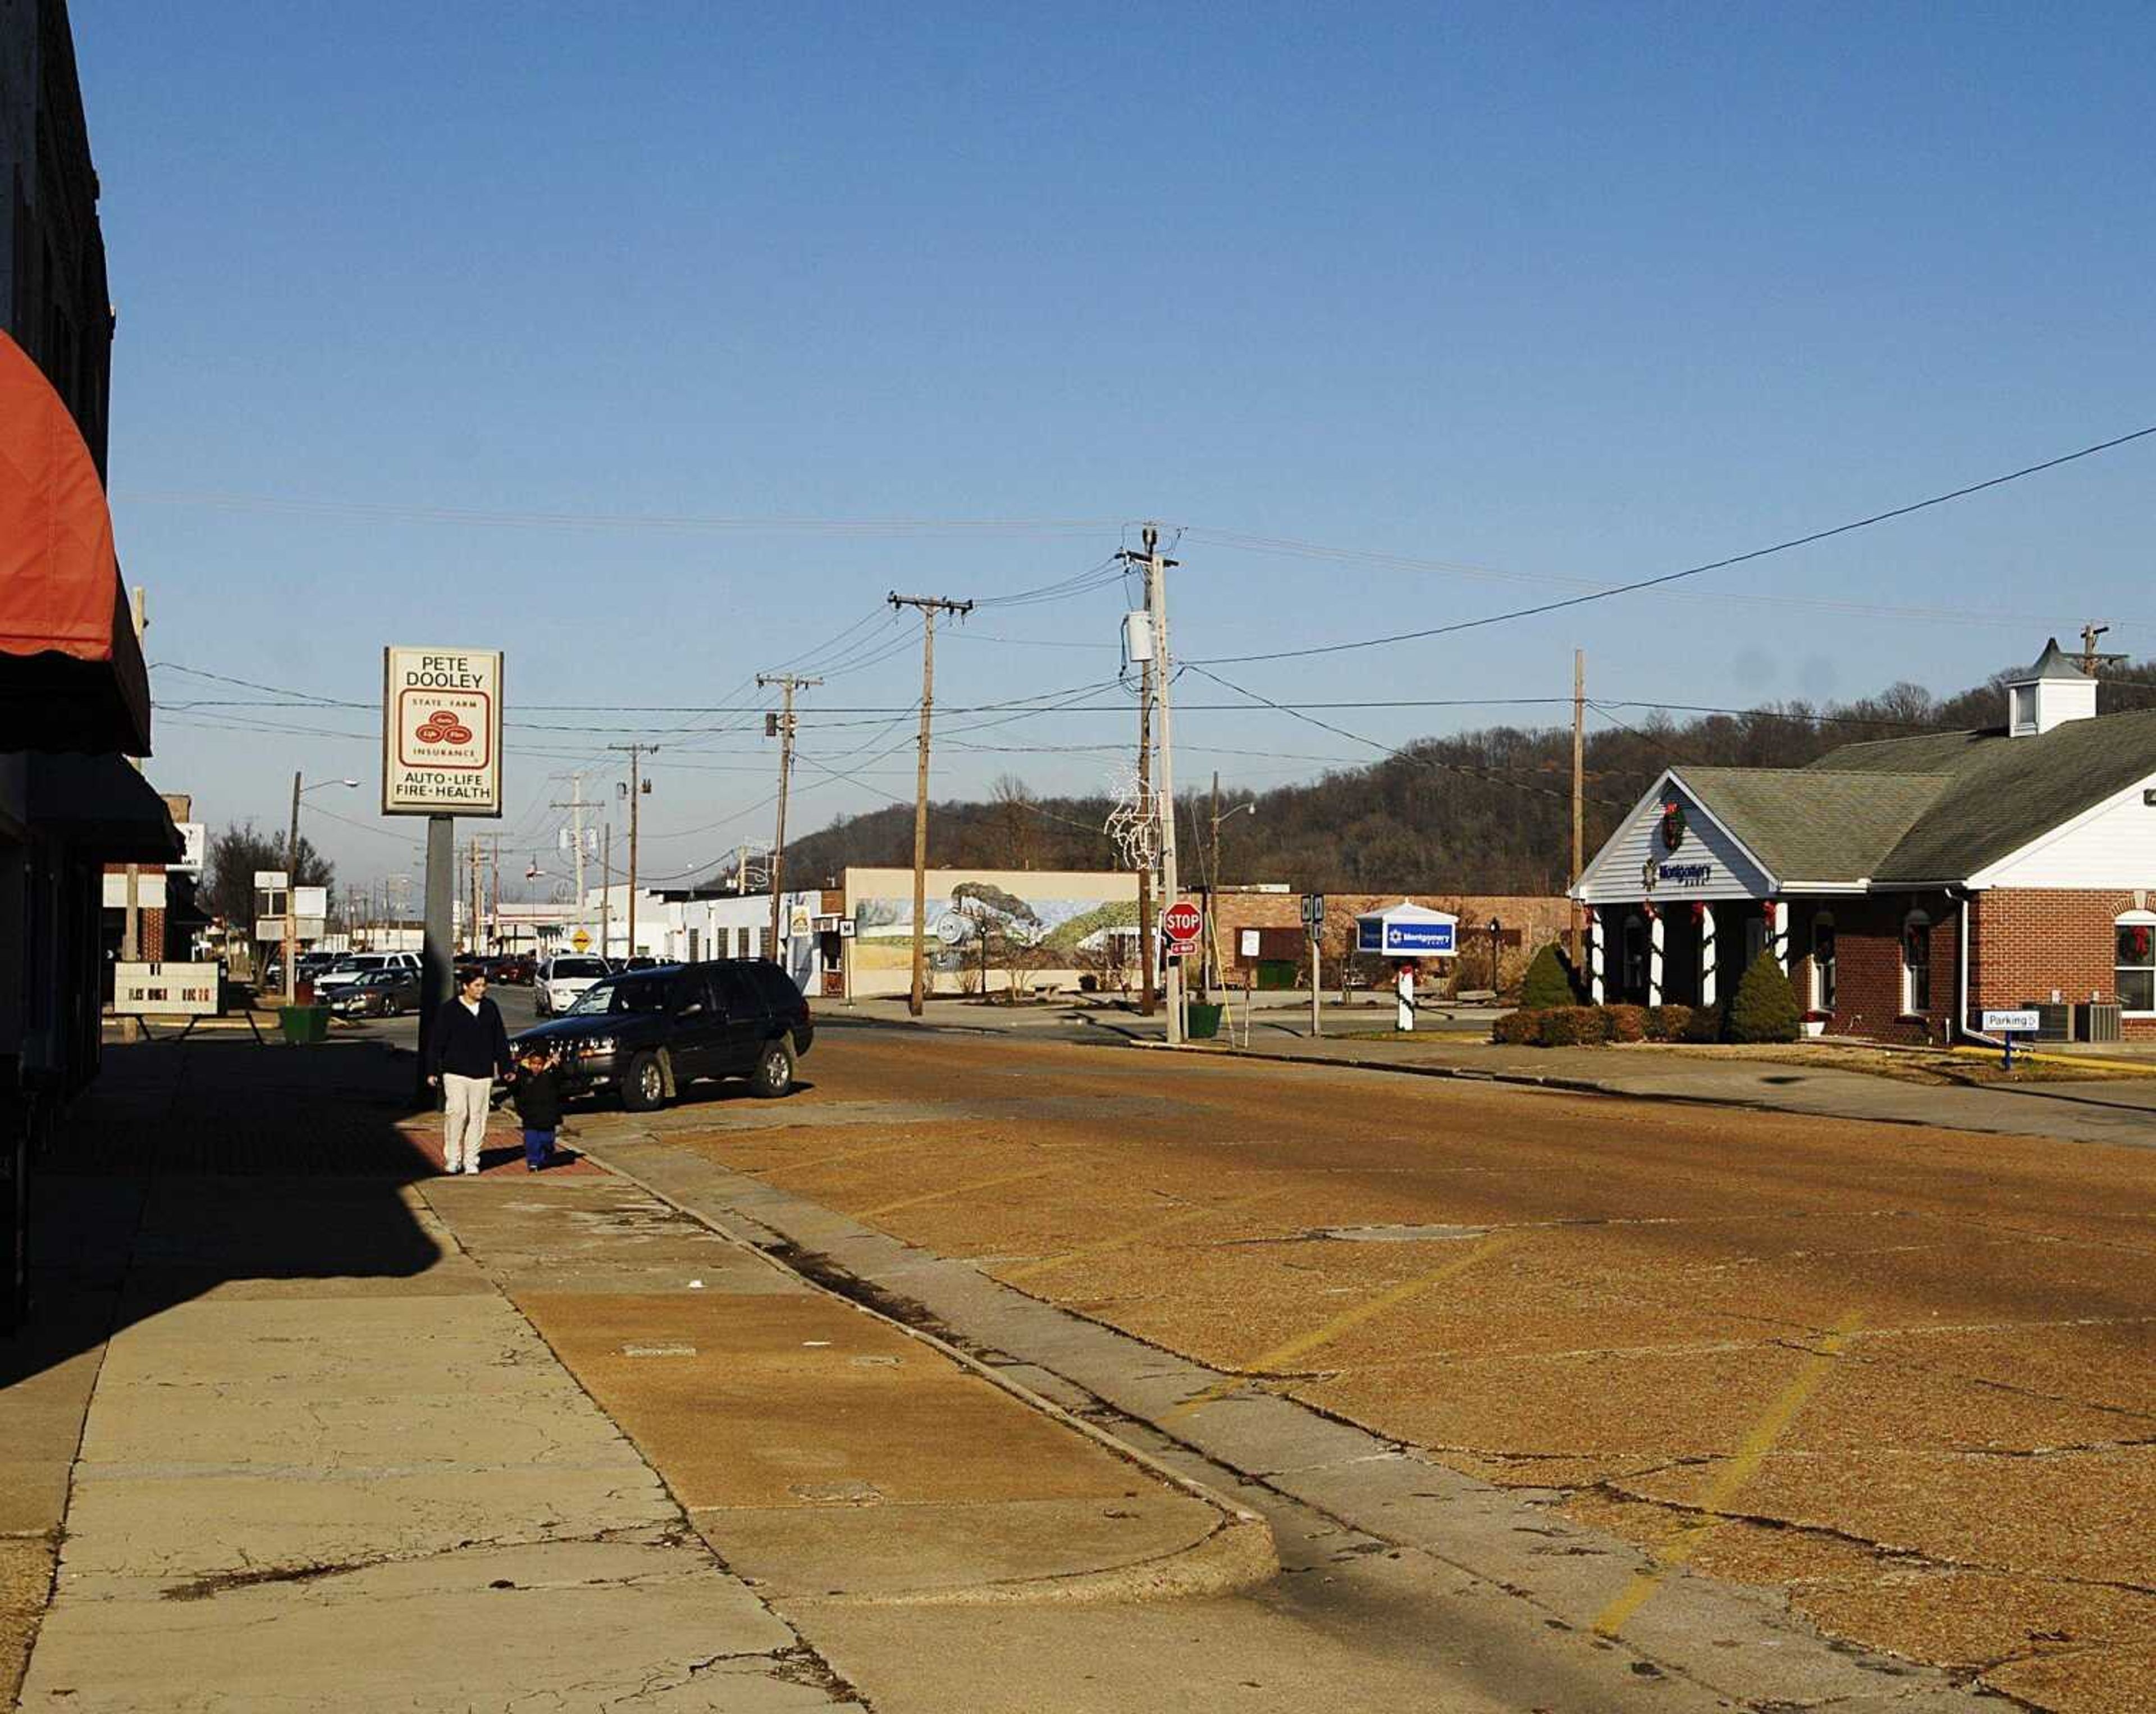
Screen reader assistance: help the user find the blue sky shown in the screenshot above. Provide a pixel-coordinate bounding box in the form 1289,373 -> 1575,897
76,3 -> 2156,892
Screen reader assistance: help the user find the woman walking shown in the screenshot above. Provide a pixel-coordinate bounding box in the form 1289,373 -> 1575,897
427,967 -> 513,1175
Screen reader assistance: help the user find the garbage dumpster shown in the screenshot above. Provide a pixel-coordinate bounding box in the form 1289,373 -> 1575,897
1186,1001 -> 1225,1040
278,1005 -> 330,1045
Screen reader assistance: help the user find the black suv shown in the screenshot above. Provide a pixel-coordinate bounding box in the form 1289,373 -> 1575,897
512,960 -> 812,1110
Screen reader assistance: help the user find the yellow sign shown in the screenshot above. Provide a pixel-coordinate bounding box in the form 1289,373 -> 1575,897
570,928 -> 591,952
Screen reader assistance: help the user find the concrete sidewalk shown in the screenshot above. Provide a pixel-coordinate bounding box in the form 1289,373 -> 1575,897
3,1034 -> 1271,1712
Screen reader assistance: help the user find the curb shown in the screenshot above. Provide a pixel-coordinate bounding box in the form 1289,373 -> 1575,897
578,1136 -> 1281,1608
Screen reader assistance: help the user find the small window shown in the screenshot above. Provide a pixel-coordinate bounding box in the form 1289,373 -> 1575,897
1902,911 -> 1931,1013
2011,684 -> 2036,732
1812,911 -> 1837,1012
2116,913 -> 2156,1014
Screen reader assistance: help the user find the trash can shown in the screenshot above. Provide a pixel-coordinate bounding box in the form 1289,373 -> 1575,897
1186,1002 -> 1225,1040
278,1005 -> 330,1045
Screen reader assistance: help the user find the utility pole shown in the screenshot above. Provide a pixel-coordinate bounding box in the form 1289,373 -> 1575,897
608,744 -> 656,960
1571,648 -> 1586,967
467,835 -> 484,956
1120,526 -> 1184,1045
1135,649 -> 1156,1015
1206,771 -> 1222,1003
488,835 -> 500,955
888,592 -> 975,1015
2078,622 -> 2127,677
758,674 -> 822,963
550,773 -> 591,923
600,823 -> 613,958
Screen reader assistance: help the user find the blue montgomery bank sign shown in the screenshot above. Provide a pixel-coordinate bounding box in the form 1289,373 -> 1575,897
1358,916 -> 1457,955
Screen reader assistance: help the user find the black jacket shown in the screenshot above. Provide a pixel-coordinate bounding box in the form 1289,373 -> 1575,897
429,997 -> 513,1081
510,1063 -> 563,1130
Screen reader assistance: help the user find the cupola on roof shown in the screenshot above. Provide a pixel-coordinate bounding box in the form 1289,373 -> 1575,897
2004,637 -> 2096,736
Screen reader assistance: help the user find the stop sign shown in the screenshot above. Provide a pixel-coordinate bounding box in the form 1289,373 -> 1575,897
1162,900 -> 1204,951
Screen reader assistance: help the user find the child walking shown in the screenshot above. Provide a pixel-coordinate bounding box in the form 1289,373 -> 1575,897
510,1043 -> 564,1172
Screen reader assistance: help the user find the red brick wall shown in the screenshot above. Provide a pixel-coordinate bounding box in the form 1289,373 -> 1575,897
1788,893 -> 1959,1044
1972,888 -> 2154,1038
1192,892 -> 1572,949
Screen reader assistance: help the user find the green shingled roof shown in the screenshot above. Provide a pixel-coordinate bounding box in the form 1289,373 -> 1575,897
1803,707 -> 2156,881
1674,767 -> 1949,883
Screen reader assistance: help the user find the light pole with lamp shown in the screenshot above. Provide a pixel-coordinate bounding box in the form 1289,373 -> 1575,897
284,774 -> 360,999
1202,776 -> 1255,1003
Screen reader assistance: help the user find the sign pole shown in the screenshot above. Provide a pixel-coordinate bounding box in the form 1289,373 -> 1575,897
415,813 -> 455,1104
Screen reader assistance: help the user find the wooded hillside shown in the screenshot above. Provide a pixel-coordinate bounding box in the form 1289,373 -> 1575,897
771,657 -> 2156,896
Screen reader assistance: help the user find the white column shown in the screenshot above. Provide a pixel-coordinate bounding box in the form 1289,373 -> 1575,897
1647,911 -> 1664,1006
1587,911 -> 1605,1004
1700,904 -> 1717,1010
1396,963 -> 1415,1032
1769,900 -> 1789,974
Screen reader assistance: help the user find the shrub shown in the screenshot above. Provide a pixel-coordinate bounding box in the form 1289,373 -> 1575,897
1518,942 -> 1581,1010
1602,1003 -> 1648,1043
1536,1005 -> 1609,1047
1726,950 -> 1801,1044
1643,1004 -> 1693,1042
1680,1004 -> 1724,1043
1491,1010 -> 1541,1046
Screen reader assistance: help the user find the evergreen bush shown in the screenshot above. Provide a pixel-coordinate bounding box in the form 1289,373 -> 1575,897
1643,1004 -> 1693,1042
1679,1004 -> 1724,1043
1536,1005 -> 1609,1046
1518,942 -> 1579,1010
1726,951 -> 1801,1044
1602,1004 -> 1648,1043
1491,1010 -> 1540,1046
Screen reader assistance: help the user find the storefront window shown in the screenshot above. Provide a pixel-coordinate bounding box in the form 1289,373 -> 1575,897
1621,915 -> 1647,1001
1902,911 -> 1931,1013
1812,912 -> 1837,1011
2117,913 -> 2156,1014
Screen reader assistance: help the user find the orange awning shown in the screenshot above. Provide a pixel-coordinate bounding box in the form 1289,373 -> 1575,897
0,331 -> 150,755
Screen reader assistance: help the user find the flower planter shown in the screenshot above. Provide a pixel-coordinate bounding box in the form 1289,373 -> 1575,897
1800,1019 -> 1827,1038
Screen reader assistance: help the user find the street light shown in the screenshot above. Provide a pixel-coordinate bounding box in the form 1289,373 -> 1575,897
1202,791 -> 1258,1002
281,774 -> 360,999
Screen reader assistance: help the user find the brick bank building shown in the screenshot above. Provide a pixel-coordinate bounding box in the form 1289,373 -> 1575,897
1573,642 -> 2156,1042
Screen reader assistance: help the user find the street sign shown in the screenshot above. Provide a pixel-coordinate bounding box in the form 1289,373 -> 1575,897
1300,892 -> 1325,929
1162,900 -> 1203,952
570,928 -> 591,952
1983,1009 -> 2041,1034
382,645 -> 504,816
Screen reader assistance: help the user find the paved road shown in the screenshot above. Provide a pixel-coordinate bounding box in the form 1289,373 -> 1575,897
578,1025 -> 2155,1714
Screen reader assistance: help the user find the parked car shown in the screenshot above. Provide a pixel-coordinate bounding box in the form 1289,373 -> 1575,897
326,968 -> 422,1019
535,954 -> 611,1016
486,952 -> 535,984
513,960 -> 812,1111
316,951 -> 422,996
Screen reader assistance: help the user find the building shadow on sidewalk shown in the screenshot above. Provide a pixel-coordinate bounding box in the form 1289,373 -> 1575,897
0,1035 -> 451,1393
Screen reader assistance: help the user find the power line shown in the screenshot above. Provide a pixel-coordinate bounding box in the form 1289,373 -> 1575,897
1191,421 -> 2156,665
1186,663 -> 1624,807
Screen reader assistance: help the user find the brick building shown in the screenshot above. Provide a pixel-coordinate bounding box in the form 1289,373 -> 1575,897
1573,640 -> 2156,1042
1186,889 -> 1572,990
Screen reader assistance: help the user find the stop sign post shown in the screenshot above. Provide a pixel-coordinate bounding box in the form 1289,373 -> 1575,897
1162,900 -> 1203,961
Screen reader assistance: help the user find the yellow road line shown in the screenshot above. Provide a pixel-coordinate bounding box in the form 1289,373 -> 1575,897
1593,1309 -> 1864,1639
859,1164 -> 1063,1220
1001,1187 -> 1295,1283
1167,1232 -> 1522,1421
